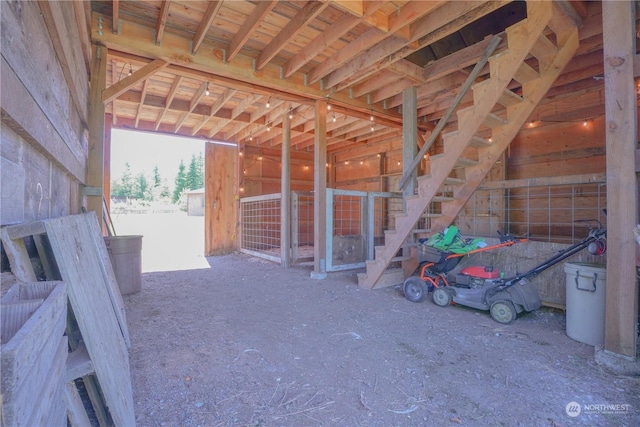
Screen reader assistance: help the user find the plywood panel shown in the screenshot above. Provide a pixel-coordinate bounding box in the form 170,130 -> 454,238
205,143 -> 239,255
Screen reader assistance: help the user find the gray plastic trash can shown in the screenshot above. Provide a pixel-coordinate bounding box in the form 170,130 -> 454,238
564,262 -> 606,346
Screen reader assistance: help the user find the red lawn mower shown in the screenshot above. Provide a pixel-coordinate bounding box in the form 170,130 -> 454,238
403,220 -> 607,324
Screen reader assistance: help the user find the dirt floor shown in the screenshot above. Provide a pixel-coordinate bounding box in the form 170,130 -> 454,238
3,213 -> 637,426
116,213 -> 639,427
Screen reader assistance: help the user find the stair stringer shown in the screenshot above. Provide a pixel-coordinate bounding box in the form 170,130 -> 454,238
430,16 -> 580,233
357,1 -> 570,290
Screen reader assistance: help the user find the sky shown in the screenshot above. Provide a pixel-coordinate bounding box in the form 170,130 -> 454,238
110,129 -> 205,184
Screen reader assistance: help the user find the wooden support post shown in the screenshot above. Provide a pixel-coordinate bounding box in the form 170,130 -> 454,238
602,0 -> 639,359
402,87 -> 417,258
104,114 -> 112,211
86,45 -> 107,230
281,110 -> 291,268
311,99 -> 327,279
402,87 -> 418,198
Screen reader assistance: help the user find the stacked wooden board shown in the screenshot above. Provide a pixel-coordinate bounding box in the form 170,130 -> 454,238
1,212 -> 135,426
1,281 -> 68,426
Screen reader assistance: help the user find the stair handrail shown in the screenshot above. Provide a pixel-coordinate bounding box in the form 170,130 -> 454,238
399,35 -> 502,190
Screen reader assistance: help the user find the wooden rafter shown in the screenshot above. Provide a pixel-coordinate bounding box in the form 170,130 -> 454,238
330,1 -> 508,92
282,1 -> 387,78
306,27 -> 389,85
227,1 -> 278,63
94,14 -> 403,122
155,0 -> 171,45
192,1 -> 223,54
135,79 -> 148,127
102,59 -> 168,103
176,82 -> 208,132
320,0 -> 447,89
155,75 -> 182,130
112,0 -> 119,34
209,94 -> 260,139
256,1 -> 329,70
192,88 -> 236,135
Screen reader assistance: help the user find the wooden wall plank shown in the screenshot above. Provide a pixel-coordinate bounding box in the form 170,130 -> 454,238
37,1 -> 89,125
0,59 -> 85,182
205,143 -> 239,255
602,0 -> 639,358
1,1 -> 87,164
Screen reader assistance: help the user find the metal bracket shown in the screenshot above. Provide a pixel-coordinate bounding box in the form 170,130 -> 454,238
82,186 -> 102,197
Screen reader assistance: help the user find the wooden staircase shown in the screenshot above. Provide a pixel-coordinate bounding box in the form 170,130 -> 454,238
358,1 -> 580,289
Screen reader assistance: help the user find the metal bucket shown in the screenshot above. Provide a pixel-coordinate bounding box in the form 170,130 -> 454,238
104,235 -> 143,295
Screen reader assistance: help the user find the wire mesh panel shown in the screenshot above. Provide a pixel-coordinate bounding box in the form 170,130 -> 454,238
372,193 -> 403,247
330,191 -> 365,269
239,193 -> 282,262
456,182 -> 607,243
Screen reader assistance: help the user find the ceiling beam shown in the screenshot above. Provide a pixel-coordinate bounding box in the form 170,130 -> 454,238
227,0 -> 278,63
102,58 -> 168,103
155,75 -> 182,130
155,0 -> 171,45
282,1 -> 387,78
135,79 -> 148,127
112,0 -> 119,34
176,82 -> 208,132
94,13 -> 402,124
256,1 -> 329,70
192,88 -> 236,135
330,0 -> 508,92
192,1 -> 223,54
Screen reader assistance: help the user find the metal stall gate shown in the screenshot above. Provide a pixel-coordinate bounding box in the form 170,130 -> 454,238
239,192 -> 315,264
326,189 -> 402,271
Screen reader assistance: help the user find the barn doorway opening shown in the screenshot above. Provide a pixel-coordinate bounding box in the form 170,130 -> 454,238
109,129 -> 209,272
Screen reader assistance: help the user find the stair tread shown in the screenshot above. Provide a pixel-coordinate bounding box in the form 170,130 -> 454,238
530,33 -> 557,61
470,135 -> 493,148
430,153 -> 479,168
412,228 -> 432,233
497,88 -> 524,107
513,61 -> 540,85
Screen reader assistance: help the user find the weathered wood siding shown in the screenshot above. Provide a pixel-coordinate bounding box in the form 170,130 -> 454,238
0,1 -> 89,225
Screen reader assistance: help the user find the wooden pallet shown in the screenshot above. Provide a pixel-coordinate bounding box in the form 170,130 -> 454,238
1,281 -> 68,426
1,212 -> 135,426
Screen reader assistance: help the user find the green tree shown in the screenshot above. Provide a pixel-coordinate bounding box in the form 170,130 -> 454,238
134,171 -> 150,200
185,154 -> 202,190
196,152 -> 204,188
172,160 -> 187,203
152,165 -> 162,188
111,162 -> 135,197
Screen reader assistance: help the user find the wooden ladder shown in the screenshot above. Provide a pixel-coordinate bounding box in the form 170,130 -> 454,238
358,1 -> 580,289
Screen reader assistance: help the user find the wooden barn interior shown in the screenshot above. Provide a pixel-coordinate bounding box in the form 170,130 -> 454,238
1,1 -> 639,422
